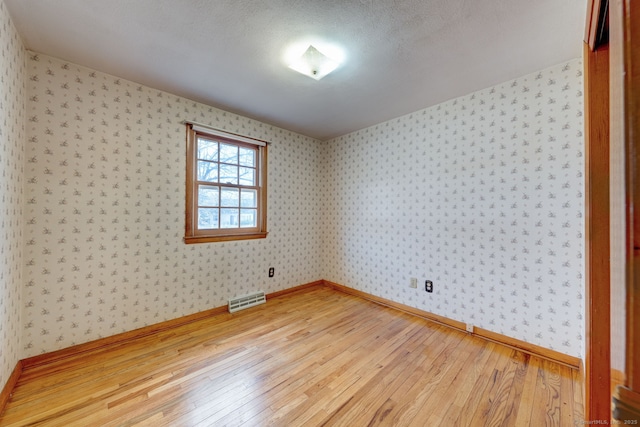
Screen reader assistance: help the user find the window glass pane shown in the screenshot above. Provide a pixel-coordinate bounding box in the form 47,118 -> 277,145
197,160 -> 218,182
198,208 -> 219,229
239,167 -> 255,186
221,187 -> 239,207
220,143 -> 238,164
240,209 -> 257,228
198,185 -> 219,207
220,208 -> 239,228
239,147 -> 255,167
187,128 -> 268,242
240,189 -> 257,208
220,164 -> 238,185
197,138 -> 218,161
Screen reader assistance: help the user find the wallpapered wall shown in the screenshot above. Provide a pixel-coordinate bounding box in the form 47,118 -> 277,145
0,0 -> 24,391
321,59 -> 585,358
23,53 -> 322,357
6,8 -> 585,363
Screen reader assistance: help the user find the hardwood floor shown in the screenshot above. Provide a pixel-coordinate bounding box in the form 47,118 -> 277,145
0,286 -> 583,426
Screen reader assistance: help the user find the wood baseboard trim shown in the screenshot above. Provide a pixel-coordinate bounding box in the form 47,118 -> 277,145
323,280 -> 467,331
18,278 -> 580,374
266,280 -> 324,300
323,280 -> 581,369
0,361 -> 23,416
21,305 -> 228,369
474,327 -> 581,368
21,280 -> 324,370
612,369 -> 626,383
613,386 -> 640,422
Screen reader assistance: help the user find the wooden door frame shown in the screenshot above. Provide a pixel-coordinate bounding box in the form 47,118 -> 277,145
610,0 -> 640,419
588,0 -> 640,421
584,0 -> 611,422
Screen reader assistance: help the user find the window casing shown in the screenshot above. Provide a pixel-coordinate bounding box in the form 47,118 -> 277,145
185,125 -> 267,243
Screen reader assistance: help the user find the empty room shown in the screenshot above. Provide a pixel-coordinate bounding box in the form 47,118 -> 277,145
0,0 -> 638,425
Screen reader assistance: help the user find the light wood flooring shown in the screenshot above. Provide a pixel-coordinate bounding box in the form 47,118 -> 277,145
0,285 -> 583,426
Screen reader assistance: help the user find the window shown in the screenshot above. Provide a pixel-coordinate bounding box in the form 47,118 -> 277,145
185,124 -> 268,243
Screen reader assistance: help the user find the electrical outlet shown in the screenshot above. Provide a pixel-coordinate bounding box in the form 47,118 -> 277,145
425,280 -> 433,293
410,278 -> 418,288
466,323 -> 474,333
268,267 -> 274,277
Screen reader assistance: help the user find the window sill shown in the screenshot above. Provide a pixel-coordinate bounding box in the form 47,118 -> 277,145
184,231 -> 268,244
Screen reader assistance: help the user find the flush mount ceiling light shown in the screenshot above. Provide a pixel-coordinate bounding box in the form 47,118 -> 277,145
288,45 -> 340,81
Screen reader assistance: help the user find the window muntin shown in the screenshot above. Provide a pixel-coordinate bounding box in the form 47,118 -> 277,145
185,127 -> 267,243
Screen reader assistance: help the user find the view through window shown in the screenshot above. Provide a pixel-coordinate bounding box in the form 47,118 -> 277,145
185,125 -> 267,243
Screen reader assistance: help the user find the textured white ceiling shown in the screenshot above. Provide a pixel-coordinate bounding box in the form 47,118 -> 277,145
5,0 -> 587,140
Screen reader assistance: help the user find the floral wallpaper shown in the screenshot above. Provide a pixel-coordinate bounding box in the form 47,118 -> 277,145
0,0 -> 25,391
321,59 -> 585,358
23,53 -> 322,357
6,20 -> 585,363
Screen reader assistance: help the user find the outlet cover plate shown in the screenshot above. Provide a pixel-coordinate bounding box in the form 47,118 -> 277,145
425,280 -> 433,293
466,323 -> 474,333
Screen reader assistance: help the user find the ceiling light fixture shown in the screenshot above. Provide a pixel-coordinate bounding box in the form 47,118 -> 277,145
288,45 -> 340,81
